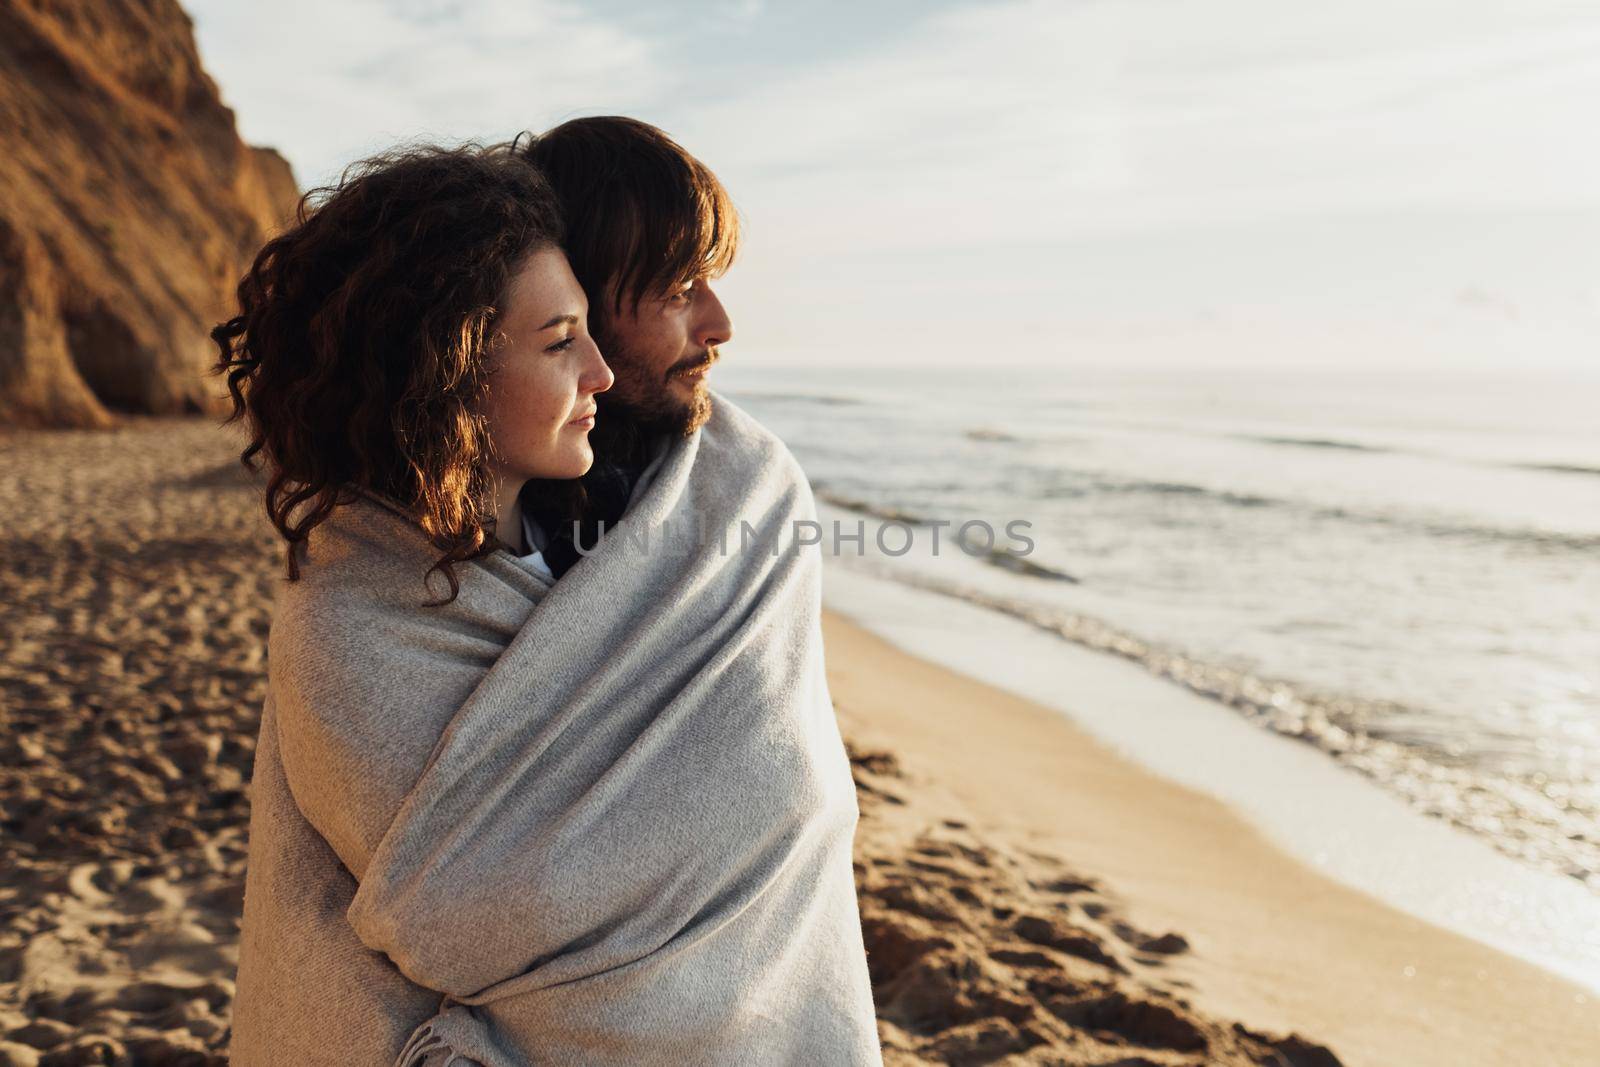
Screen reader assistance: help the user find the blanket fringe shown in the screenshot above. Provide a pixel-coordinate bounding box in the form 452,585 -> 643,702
394,1018 -> 469,1067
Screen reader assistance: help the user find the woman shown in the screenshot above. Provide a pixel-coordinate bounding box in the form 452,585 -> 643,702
213,143 -> 610,597
216,144 -> 612,1061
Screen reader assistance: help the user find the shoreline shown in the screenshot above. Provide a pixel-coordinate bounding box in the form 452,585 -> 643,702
821,558 -> 1600,993
821,600 -> 1600,1066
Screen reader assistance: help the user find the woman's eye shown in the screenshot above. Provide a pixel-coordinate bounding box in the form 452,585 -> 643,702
545,337 -> 576,353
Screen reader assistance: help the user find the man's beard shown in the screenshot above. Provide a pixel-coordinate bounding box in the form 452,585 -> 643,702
597,340 -> 718,439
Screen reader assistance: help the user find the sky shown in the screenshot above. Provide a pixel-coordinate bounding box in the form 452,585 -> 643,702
187,0 -> 1600,373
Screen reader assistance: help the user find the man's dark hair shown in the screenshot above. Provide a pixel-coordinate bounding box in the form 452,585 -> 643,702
515,116 -> 740,343
510,118 -> 740,565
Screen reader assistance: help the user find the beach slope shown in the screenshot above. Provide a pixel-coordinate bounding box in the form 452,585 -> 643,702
826,611 -> 1600,1067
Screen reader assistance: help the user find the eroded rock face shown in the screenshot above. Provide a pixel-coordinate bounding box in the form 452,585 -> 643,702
0,0 -> 298,428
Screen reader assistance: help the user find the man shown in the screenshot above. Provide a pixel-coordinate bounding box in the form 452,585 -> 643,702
515,117 -> 738,574
438,116 -> 878,1065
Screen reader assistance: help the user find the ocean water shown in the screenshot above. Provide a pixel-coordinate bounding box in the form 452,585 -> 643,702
717,364 -> 1600,890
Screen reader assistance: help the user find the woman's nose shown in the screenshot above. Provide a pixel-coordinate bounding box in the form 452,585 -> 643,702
584,339 -> 615,394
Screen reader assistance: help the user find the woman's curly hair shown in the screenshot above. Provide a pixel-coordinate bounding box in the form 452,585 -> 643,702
211,142 -> 562,604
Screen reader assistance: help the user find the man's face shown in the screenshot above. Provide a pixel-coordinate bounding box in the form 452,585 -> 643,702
595,276 -> 734,437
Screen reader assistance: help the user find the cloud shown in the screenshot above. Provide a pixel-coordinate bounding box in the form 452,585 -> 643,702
684,0 -> 1600,256
189,0 -> 661,184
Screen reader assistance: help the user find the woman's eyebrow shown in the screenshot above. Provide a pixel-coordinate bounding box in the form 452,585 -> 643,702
539,313 -> 579,330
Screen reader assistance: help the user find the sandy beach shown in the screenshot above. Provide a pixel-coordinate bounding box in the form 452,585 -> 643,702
1,415 -> 1595,1066
828,613 -> 1600,1066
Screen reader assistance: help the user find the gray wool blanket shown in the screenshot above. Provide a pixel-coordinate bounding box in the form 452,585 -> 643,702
230,396 -> 882,1066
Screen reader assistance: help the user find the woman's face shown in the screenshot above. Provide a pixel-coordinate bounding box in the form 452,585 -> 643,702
481,246 -> 613,483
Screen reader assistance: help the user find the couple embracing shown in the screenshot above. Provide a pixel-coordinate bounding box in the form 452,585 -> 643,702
220,118 -> 883,1066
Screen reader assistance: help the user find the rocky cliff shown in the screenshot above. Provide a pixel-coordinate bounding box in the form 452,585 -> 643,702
0,0 -> 298,428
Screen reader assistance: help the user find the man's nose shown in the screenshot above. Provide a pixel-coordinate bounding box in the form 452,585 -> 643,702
695,284 -> 734,349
